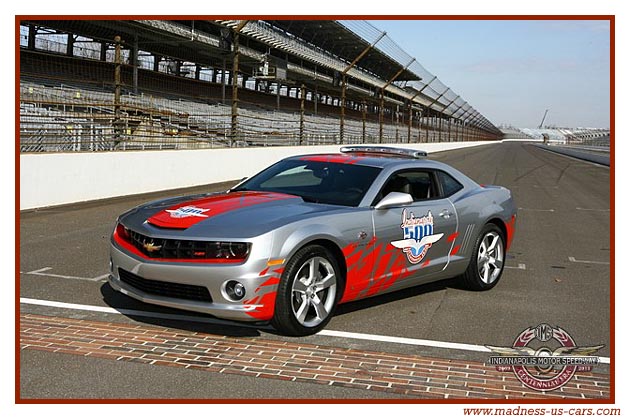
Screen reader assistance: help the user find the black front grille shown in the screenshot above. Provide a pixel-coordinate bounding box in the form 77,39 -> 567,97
125,228 -> 248,261
118,268 -> 213,303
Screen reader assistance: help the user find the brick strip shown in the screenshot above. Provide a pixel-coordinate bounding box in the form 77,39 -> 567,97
20,313 -> 610,399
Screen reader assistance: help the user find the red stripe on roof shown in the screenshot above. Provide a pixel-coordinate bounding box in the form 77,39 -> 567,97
298,154 -> 365,164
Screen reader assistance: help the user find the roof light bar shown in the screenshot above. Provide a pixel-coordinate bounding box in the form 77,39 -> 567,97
340,146 -> 427,159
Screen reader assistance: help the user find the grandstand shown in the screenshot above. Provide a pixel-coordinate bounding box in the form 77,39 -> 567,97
518,127 -> 610,146
19,20 -> 503,152
499,126 -> 535,140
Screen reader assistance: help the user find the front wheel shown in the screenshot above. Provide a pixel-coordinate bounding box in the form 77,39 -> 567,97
271,245 -> 341,336
460,224 -> 505,291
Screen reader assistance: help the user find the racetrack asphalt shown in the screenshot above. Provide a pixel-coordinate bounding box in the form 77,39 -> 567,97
18,142 -> 611,399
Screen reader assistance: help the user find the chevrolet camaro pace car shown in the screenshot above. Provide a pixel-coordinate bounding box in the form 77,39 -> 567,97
109,146 -> 516,336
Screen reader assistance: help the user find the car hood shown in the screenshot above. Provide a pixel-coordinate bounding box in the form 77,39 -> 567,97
119,190 -> 352,239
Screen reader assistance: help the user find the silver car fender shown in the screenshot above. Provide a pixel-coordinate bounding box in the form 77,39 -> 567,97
275,223 -> 347,265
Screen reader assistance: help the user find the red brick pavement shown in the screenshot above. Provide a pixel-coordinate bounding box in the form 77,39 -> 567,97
19,313 -> 610,399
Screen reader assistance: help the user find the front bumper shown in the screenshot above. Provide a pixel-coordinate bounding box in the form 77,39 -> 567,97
109,241 -> 281,322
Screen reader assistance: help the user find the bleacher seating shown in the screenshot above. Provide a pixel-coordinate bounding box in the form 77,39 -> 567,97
20,48 -> 453,151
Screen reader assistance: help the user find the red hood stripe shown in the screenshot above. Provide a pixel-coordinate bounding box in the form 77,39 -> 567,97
147,191 -> 297,229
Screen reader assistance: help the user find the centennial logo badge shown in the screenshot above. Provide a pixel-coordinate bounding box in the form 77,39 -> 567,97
165,206 -> 210,219
390,209 -> 443,264
486,323 -> 604,391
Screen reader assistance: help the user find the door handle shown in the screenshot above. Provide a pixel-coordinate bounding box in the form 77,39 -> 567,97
439,209 -> 452,219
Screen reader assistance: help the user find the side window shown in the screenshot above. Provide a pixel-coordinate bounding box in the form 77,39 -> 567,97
374,170 -> 438,204
437,170 -> 464,197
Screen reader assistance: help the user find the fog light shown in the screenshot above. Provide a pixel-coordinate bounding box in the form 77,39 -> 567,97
224,280 -> 246,301
234,283 -> 245,298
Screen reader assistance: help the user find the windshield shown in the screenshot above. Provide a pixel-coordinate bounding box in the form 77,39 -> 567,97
232,159 -> 382,207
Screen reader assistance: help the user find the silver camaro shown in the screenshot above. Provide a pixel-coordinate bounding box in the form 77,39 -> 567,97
109,146 -> 517,335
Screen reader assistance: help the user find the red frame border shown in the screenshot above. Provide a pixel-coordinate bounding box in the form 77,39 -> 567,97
15,14 -> 615,405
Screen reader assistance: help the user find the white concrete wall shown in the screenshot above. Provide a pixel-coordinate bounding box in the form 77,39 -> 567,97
20,141 -> 495,210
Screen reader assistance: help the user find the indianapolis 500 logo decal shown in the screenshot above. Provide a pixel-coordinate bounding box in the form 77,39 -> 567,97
390,209 -> 443,264
166,206 -> 210,218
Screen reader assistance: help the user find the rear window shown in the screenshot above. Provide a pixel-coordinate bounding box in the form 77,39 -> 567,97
437,170 -> 464,197
232,160 -> 382,207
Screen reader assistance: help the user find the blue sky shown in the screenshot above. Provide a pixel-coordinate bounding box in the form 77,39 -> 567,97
369,20 -> 611,129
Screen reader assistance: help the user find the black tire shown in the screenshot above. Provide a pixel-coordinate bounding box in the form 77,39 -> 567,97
460,224 -> 506,291
271,245 -> 341,336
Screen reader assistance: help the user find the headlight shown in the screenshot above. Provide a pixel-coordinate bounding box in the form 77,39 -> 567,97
201,242 -> 251,260
115,223 -> 131,241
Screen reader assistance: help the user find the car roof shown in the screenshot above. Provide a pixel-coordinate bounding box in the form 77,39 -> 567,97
286,152 -> 449,170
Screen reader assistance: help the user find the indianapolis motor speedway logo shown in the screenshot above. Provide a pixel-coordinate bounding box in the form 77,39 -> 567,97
390,209 -> 443,264
165,206 -> 210,218
486,323 -> 604,391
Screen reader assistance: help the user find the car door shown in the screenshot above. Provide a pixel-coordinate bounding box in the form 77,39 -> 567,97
370,169 -> 459,290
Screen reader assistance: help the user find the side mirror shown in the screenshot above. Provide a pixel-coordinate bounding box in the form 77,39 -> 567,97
375,192 -> 413,210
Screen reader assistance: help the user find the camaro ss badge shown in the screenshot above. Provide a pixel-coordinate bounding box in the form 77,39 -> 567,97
165,206 -> 210,219
391,209 -> 443,264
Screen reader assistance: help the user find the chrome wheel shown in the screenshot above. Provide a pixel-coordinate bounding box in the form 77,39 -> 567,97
477,231 -> 504,284
290,256 -> 337,328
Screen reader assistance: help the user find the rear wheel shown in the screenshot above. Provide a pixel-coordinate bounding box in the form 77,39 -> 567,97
460,224 -> 505,291
271,245 -> 341,336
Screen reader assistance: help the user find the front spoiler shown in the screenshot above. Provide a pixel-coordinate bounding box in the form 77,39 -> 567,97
107,274 -> 264,322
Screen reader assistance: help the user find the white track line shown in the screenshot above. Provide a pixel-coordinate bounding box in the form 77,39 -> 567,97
19,297 -> 254,329
568,256 -> 610,265
576,207 -> 610,212
25,267 -> 108,282
20,297 -> 610,364
518,208 -> 555,212
505,263 -> 526,270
